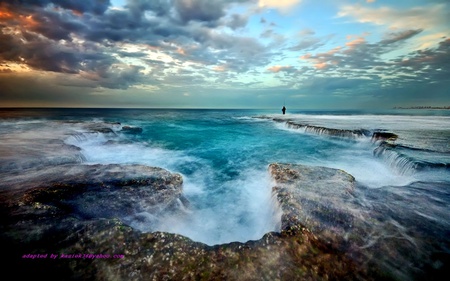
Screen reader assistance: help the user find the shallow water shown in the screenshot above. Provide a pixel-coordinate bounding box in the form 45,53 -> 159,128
1,108 -> 449,251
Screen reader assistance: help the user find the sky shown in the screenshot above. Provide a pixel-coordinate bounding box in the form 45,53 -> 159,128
0,0 -> 449,109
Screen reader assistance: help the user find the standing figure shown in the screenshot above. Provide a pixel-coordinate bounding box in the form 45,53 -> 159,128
282,106 -> 286,115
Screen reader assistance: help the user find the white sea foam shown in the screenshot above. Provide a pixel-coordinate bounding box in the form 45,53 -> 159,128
65,132 -> 197,170
3,110 -> 448,249
130,168 -> 280,245
265,113 -> 450,132
64,127 -> 280,245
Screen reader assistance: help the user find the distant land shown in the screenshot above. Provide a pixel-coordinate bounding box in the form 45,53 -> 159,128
394,106 -> 450,110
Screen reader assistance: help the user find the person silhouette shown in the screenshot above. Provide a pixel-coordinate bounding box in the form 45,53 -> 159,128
282,106 -> 286,115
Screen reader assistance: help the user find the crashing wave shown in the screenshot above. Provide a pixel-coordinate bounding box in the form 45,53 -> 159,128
374,142 -> 450,175
257,117 -> 373,140
284,121 -> 372,139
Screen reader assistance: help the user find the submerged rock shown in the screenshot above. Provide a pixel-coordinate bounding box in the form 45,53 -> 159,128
121,125 -> 143,134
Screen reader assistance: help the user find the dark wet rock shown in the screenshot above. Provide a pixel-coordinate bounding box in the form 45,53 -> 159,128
255,116 -> 372,139
371,131 -> 398,142
267,163 -> 450,281
2,216 -> 370,281
6,164 -> 184,213
2,151 -> 445,281
269,163 -> 367,247
65,222 -> 370,281
284,121 -> 371,139
1,163 -> 375,281
86,125 -> 115,134
121,125 -> 143,134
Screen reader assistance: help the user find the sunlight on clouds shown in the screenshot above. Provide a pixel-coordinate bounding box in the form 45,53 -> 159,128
258,0 -> 302,12
177,47 -> 186,56
1,0 -> 449,108
314,62 -> 328,70
299,45 -> 342,70
338,4 -> 448,32
112,41 -> 206,87
0,7 -> 14,20
19,14 -> 40,28
212,65 -> 227,72
115,42 -> 186,75
345,36 -> 366,48
267,65 -> 293,73
0,62 -> 32,73
338,4 -> 449,53
300,54 -> 311,60
416,33 -> 448,50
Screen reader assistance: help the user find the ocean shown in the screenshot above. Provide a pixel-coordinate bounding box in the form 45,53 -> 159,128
1,108 -> 449,277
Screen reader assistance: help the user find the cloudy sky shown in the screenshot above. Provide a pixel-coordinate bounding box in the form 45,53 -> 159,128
0,0 -> 449,109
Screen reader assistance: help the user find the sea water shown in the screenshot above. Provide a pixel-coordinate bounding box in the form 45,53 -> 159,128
1,108 -> 449,250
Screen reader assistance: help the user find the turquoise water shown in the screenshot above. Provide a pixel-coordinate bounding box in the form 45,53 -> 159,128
1,108 -> 449,248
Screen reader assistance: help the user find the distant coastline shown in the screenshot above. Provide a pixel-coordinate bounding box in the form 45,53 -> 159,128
394,106 -> 450,110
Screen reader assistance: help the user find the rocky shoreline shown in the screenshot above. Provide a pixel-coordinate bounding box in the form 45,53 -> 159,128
1,120 -> 447,280
1,161 -> 379,281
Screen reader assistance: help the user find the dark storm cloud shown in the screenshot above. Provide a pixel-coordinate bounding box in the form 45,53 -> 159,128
96,65 -> 147,89
174,0 -> 225,24
222,13 -> 249,30
0,33 -> 20,61
173,0 -> 250,26
0,26 -> 118,74
187,23 -> 270,67
24,8 -> 87,41
125,0 -> 171,17
0,1 -> 170,89
2,0 -> 111,15
0,31 -> 79,73
1,0 -> 264,88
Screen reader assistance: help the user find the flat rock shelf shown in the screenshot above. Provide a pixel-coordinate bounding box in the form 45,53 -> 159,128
1,161 -> 388,281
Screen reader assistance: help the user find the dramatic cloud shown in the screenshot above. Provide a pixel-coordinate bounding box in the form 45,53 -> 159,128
9,0 -> 111,15
174,0 -> 227,24
0,0 -> 449,108
298,28 -> 450,88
